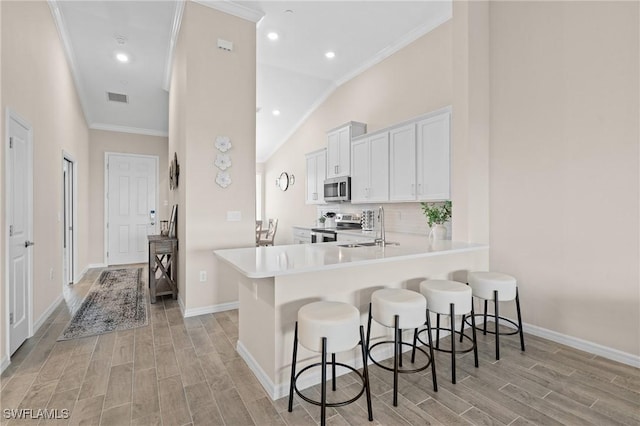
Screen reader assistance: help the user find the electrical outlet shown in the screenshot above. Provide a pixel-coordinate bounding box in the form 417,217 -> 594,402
199,271 -> 207,282
49,268 -> 54,280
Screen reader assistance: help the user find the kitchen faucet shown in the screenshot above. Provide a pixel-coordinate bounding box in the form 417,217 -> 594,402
375,205 -> 386,247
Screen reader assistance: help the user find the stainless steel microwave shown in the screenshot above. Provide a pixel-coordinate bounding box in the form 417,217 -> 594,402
324,176 -> 351,202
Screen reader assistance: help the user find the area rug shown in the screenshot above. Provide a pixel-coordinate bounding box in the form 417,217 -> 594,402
58,268 -> 148,341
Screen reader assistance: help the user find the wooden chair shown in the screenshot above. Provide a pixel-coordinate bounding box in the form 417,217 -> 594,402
258,219 -> 278,246
256,220 -> 263,245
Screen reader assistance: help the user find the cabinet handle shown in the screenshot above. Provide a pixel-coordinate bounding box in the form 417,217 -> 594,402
335,165 -> 339,174
417,183 -> 422,195
365,188 -> 369,198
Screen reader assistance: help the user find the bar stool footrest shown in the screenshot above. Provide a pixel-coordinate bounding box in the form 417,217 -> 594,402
416,328 -> 476,354
293,362 -> 366,408
463,314 -> 521,336
368,341 -> 432,374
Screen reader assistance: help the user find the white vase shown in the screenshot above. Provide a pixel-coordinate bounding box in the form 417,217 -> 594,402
429,224 -> 447,240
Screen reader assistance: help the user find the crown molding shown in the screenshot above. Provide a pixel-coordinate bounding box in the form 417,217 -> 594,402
90,123 -> 168,138
193,0 -> 265,23
47,0 -> 93,125
162,0 -> 185,92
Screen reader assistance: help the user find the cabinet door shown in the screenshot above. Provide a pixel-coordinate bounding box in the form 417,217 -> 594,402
389,124 -> 417,201
316,150 -> 326,203
417,112 -> 450,200
350,139 -> 369,203
337,127 -> 351,177
305,155 -> 317,204
368,132 -> 389,202
326,130 -> 340,178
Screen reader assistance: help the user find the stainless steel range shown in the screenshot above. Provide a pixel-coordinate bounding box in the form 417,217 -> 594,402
310,213 -> 362,243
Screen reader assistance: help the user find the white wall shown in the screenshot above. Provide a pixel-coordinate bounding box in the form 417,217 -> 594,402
1,1 -> 90,361
265,21 -> 453,245
489,1 -> 639,356
87,129 -> 169,266
169,2 -> 256,313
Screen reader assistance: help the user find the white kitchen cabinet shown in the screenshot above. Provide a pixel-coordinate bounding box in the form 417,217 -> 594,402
305,149 -> 326,204
326,122 -> 366,179
336,232 -> 376,243
293,227 -> 312,244
389,123 -> 417,201
350,132 -> 389,203
416,111 -> 450,200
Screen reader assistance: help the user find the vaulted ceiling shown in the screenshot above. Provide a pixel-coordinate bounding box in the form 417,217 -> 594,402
52,0 -> 452,161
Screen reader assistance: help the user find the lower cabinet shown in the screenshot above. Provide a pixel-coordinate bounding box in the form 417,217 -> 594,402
293,227 -> 312,244
336,232 -> 376,243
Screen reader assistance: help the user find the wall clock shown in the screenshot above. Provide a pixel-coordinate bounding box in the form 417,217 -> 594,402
170,152 -> 180,189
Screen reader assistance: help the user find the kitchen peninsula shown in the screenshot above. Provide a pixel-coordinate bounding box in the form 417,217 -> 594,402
214,235 -> 488,400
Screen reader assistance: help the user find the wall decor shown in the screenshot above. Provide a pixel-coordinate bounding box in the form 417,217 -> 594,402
214,153 -> 231,170
215,136 -> 232,152
276,171 -> 294,191
216,171 -> 232,188
170,152 -> 180,189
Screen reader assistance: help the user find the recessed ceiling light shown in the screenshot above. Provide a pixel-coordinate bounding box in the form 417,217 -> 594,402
116,53 -> 129,63
284,9 -> 294,14
325,51 -> 336,59
272,110 -> 281,116
267,32 -> 279,41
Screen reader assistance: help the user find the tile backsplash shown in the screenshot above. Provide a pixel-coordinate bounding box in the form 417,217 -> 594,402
319,202 -> 451,238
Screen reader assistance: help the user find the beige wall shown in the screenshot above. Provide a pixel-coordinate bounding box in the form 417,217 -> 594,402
489,1 -> 639,355
265,22 -> 453,245
170,2 -> 256,312
1,2 -> 90,360
87,130 -> 169,265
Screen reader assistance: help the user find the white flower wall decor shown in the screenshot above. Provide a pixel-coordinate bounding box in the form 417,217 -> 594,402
215,136 -> 232,188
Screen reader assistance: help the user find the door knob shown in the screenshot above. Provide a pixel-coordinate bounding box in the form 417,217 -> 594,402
25,241 -> 35,248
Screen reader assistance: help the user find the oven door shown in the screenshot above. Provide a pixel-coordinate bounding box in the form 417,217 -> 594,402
311,231 -> 337,243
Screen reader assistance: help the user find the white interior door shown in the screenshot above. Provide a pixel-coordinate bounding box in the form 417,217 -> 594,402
7,111 -> 33,355
106,153 -> 157,265
63,157 -> 74,285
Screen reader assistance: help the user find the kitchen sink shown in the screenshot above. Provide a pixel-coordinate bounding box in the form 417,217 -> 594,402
338,242 -> 399,248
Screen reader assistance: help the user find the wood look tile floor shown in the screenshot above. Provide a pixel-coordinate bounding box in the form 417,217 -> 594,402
1,266 -> 639,425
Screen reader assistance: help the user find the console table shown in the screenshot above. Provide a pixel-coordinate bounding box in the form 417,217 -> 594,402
148,235 -> 178,303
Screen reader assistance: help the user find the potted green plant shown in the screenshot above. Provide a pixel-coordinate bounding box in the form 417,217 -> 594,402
420,200 -> 452,239
318,216 -> 326,227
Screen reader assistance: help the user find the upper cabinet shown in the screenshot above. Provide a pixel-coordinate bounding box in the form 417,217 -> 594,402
326,122 -> 367,179
305,149 -> 326,204
416,112 -> 450,200
351,132 -> 389,203
389,123 -> 417,202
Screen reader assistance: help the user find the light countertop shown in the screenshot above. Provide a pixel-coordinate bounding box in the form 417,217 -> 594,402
215,233 -> 488,279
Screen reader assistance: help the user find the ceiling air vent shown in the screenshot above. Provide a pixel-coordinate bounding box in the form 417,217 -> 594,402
107,92 -> 128,103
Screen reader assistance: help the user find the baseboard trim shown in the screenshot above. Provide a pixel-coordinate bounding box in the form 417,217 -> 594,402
522,322 -> 640,368
482,316 -> 640,368
182,301 -> 239,318
33,294 -> 63,335
0,354 -> 9,374
237,340 -> 279,400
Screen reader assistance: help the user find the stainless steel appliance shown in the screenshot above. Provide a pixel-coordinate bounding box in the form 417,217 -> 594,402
311,213 -> 362,244
311,229 -> 337,243
324,176 -> 351,202
361,210 -> 375,231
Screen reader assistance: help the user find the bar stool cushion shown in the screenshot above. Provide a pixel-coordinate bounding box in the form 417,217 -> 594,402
371,289 -> 426,329
420,280 -> 472,315
468,271 -> 517,301
298,301 -> 361,353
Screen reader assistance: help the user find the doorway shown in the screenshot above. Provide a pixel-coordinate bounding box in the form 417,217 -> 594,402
105,153 -> 158,265
63,155 -> 75,285
5,109 -> 33,356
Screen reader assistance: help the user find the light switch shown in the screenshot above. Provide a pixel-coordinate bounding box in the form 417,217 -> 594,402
227,211 -> 242,221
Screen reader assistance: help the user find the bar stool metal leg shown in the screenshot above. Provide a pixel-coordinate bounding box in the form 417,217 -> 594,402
483,300 -> 488,335
516,288 -> 526,352
393,314 -> 400,407
321,337 -> 327,426
288,322 -> 299,412
449,303 -> 456,384
470,303 -> 479,367
366,303 -> 373,351
399,329 -> 403,368
425,310 -> 438,392
332,354 -> 336,391
411,328 -> 418,363
436,314 -> 441,349
459,314 -> 466,343
494,290 -> 500,360
359,326 -> 373,421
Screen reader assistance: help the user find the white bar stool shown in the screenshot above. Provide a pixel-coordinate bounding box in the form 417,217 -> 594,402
464,271 -> 525,360
417,279 -> 478,384
366,288 -> 437,407
288,301 -> 373,426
